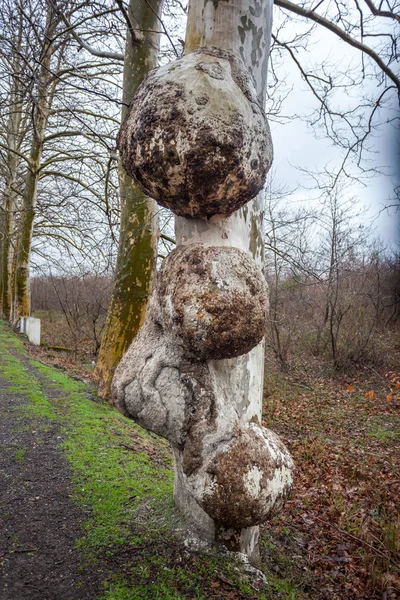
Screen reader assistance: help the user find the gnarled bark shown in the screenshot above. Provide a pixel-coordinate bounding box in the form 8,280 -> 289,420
113,0 -> 295,558
118,47 -> 272,218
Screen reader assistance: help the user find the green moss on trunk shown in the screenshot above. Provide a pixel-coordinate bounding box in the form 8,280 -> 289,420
95,0 -> 164,398
13,5 -> 58,322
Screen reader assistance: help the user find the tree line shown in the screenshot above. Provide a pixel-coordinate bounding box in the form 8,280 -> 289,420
1,0 -> 399,397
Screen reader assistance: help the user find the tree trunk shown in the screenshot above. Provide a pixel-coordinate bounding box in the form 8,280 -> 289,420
1,105 -> 22,321
113,0 -> 294,560
1,16 -> 24,321
174,0 -> 273,557
95,0 -> 164,398
13,5 -> 58,321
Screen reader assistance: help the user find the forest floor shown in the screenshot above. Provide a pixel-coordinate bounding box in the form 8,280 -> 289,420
1,319 -> 399,599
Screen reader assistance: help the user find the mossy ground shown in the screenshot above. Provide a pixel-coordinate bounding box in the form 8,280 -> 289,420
0,320 -> 306,599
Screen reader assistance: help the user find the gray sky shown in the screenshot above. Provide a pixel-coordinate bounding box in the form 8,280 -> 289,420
268,12 -> 399,249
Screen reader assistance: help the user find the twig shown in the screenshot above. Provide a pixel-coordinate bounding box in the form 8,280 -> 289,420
119,545 -> 145,553
119,443 -> 136,451
292,382 -> 314,391
143,0 -> 179,57
217,574 -> 235,587
312,516 -> 399,568
160,233 -> 175,245
114,0 -> 139,43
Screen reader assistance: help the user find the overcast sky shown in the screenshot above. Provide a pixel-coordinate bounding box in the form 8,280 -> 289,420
268,17 -> 399,249
161,5 -> 399,251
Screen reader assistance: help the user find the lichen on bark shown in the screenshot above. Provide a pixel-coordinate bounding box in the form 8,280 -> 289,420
118,47 -> 273,219
114,0 -> 294,558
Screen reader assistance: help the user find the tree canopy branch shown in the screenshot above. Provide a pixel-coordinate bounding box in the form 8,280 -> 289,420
59,13 -> 124,61
274,0 -> 400,95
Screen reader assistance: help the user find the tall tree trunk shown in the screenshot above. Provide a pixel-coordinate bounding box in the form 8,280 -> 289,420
113,0 -> 294,559
174,0 -> 273,557
95,0 -> 164,398
13,5 -> 58,321
1,104 -> 22,321
1,15 -> 24,321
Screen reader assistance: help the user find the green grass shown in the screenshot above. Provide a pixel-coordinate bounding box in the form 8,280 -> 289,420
368,421 -> 398,442
14,448 -> 26,462
0,343 -> 56,421
0,319 -> 307,599
0,322 -> 174,554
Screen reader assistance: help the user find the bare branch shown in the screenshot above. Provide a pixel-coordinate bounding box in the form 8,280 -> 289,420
274,0 -> 400,95
114,0 -> 139,43
58,13 -> 124,61
363,0 -> 400,23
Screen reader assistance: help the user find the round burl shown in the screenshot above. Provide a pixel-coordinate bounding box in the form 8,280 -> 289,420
157,244 -> 268,360
118,47 -> 273,219
188,424 -> 295,529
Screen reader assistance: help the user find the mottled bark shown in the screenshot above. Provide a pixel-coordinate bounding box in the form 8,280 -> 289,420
1,117 -> 22,321
174,0 -> 279,555
95,0 -> 163,398
114,0 -> 294,559
1,18 -> 24,321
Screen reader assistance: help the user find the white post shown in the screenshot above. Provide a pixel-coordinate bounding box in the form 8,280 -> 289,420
19,317 -> 41,345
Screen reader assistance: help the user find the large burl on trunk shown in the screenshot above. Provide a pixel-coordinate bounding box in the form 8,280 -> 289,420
113,0 -> 294,558
113,278 -> 294,549
118,47 -> 272,219
156,244 -> 269,360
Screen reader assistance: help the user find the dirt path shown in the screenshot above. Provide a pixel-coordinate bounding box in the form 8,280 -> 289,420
1,321 -> 399,600
0,376 -> 102,599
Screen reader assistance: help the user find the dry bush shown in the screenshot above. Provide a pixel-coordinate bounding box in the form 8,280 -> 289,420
31,274 -> 113,357
265,253 -> 400,372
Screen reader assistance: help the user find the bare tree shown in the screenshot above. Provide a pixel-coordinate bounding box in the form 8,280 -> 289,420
0,0 -> 123,321
269,0 -> 399,196
13,2 -> 64,320
0,0 -> 33,320
264,173 -> 399,370
95,0 -> 166,398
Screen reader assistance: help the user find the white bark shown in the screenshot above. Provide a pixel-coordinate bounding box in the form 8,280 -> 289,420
173,0 -> 279,555
184,0 -> 273,104
114,0 -> 294,559
118,49 -> 272,219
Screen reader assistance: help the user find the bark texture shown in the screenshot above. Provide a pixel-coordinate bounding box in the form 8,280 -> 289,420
95,0 -> 163,398
156,244 -> 268,360
0,9 -> 24,322
113,0 -> 294,557
1,94 -> 22,321
13,5 -> 58,321
118,48 -> 272,218
113,289 -> 294,531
